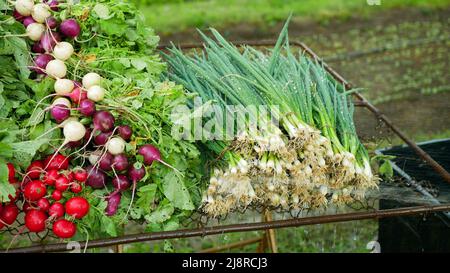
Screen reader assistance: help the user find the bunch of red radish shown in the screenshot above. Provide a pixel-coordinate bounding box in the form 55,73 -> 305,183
1,155 -> 90,239
0,164 -> 20,230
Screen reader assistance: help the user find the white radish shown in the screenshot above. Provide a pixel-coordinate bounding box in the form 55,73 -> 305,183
63,120 -> 86,142
106,137 -> 125,155
82,72 -> 101,88
53,42 -> 74,61
44,119 -> 86,170
26,23 -> 45,41
87,85 -> 105,102
31,3 -> 51,23
15,0 -> 34,16
52,97 -> 71,108
54,79 -> 74,96
45,59 -> 67,79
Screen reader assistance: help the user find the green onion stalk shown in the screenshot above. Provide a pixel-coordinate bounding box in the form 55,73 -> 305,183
164,22 -> 378,216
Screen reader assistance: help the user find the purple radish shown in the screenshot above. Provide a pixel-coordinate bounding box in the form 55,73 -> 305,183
33,54 -> 53,74
84,127 -> 92,142
112,175 -> 130,192
40,31 -> 61,52
51,104 -> 70,123
112,154 -> 128,172
105,192 -> 121,216
138,144 -> 161,166
98,152 -> 113,171
13,9 -> 25,22
93,111 -> 115,132
60,19 -> 80,38
23,16 -> 35,27
79,99 -> 96,116
118,125 -> 132,141
128,164 -> 146,183
32,42 -> 45,53
45,0 -> 59,11
86,165 -> 107,189
94,131 -> 113,146
125,164 -> 146,219
45,17 -> 58,29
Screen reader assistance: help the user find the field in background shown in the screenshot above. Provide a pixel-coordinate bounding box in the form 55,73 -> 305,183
139,0 -> 450,34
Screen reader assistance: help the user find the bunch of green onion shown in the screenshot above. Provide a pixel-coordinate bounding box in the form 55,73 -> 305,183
164,21 -> 379,217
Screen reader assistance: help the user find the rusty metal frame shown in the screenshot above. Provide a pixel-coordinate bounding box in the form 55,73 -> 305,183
2,40 -> 449,253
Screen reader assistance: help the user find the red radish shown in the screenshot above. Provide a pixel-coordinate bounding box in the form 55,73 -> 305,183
25,210 -> 47,232
40,31 -> 61,52
13,9 -> 25,21
53,219 -> 76,238
23,16 -> 35,27
65,197 -> 89,219
8,189 -> 18,203
7,163 -> 15,182
32,42 -> 45,53
44,153 -> 69,170
33,54 -> 53,74
0,203 -> 19,225
45,16 -> 58,29
26,160 -> 44,179
55,175 -> 69,192
65,172 -> 74,182
60,19 -> 80,38
93,111 -> 115,132
98,152 -> 113,171
82,72 -> 101,88
112,154 -> 128,172
70,183 -> 82,193
37,198 -> 50,211
112,175 -> 130,192
45,0 -> 59,11
51,104 -> 70,123
31,3 -> 51,23
26,22 -> 45,41
51,190 -> 62,201
138,144 -> 161,166
74,169 -> 88,182
21,176 -> 32,189
79,99 -> 96,116
24,180 -> 46,201
48,202 -> 64,218
85,166 -> 107,189
105,192 -> 121,216
118,125 -> 132,141
68,87 -> 88,104
94,131 -> 113,146
43,169 -> 59,185
23,202 -> 34,212
15,0 -> 34,16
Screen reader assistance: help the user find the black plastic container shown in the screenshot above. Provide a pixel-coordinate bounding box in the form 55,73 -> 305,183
377,139 -> 450,252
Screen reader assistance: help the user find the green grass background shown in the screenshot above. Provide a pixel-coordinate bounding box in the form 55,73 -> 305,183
138,0 -> 450,34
